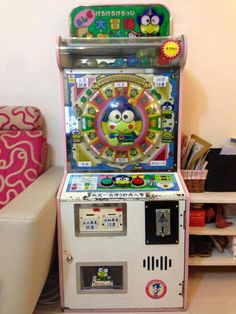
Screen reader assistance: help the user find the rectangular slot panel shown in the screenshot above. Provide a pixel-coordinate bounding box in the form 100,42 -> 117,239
74,203 -> 127,236
76,262 -> 127,294
156,208 -> 171,237
145,201 -> 179,244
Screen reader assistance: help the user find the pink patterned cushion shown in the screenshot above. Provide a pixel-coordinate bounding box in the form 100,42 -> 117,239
0,106 -> 43,130
0,130 -> 47,209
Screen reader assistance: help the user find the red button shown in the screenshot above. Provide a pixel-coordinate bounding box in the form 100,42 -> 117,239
93,208 -> 100,212
116,207 -> 123,212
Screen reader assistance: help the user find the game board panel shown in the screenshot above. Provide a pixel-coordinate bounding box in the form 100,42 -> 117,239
64,71 -> 179,172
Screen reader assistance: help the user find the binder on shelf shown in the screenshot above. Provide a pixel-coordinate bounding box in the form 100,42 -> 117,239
205,148 -> 236,192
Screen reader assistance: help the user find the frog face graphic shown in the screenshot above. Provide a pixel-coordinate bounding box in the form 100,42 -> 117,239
102,96 -> 141,146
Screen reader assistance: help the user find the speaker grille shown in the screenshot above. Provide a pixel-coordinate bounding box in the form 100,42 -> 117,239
143,256 -> 172,271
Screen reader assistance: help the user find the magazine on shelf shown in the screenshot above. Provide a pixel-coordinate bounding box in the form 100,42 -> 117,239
181,134 -> 212,170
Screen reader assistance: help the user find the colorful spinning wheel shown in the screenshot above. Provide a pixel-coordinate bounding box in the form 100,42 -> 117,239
79,75 -> 162,164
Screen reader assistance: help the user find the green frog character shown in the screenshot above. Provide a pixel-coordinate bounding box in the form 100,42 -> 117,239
102,96 -> 141,146
97,267 -> 111,281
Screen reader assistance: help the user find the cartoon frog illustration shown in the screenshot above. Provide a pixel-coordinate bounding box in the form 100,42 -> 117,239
113,175 -> 132,186
96,267 -> 111,281
102,96 -> 141,146
137,8 -> 164,36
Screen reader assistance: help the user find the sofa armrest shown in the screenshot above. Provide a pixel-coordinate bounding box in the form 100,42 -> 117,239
0,166 -> 63,314
0,166 -> 63,220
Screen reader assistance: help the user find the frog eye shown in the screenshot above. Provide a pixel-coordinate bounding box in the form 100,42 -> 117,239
109,110 -> 121,123
151,15 -> 160,25
141,15 -> 150,25
122,110 -> 134,123
98,267 -> 103,272
163,104 -> 172,110
123,177 -> 129,182
103,268 -> 108,273
162,104 -> 172,110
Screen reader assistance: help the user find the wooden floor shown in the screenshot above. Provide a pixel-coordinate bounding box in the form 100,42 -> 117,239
34,267 -> 236,314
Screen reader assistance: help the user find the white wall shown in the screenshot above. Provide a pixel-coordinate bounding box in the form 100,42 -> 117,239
0,0 -> 236,166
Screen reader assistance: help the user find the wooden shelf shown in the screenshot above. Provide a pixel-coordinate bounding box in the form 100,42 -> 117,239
189,249 -> 236,266
188,191 -> 236,266
190,192 -> 236,204
189,219 -> 236,236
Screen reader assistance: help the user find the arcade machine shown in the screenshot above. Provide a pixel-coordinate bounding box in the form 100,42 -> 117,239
57,4 -> 188,312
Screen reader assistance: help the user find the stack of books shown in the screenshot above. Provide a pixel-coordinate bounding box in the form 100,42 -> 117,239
181,134 -> 212,170
181,134 -> 212,192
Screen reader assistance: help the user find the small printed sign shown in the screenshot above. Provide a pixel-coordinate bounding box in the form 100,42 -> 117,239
78,161 -> 91,167
161,40 -> 181,59
145,279 -> 167,299
150,160 -> 167,166
114,82 -> 128,88
76,77 -> 89,88
153,75 -> 169,88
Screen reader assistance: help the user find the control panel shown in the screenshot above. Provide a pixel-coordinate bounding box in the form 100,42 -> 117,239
61,172 -> 185,202
67,173 -> 179,192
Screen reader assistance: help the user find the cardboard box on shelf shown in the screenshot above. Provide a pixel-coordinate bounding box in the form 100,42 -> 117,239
190,209 -> 205,227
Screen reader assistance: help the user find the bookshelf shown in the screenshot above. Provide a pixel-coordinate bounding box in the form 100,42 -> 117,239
189,192 -> 236,266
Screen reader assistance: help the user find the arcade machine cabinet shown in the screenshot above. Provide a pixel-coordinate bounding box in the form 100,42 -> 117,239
56,4 -> 189,312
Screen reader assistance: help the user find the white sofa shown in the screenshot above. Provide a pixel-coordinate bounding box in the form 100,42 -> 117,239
0,166 -> 63,314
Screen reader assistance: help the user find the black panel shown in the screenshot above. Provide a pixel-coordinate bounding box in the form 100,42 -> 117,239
206,148 -> 236,191
145,201 -> 179,244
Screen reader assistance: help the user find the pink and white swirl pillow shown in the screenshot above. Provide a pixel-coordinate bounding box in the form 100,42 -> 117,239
0,106 -> 43,130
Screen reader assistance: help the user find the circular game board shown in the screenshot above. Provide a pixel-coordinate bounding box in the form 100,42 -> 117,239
79,74 -> 162,164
